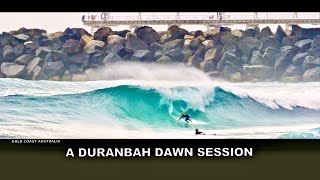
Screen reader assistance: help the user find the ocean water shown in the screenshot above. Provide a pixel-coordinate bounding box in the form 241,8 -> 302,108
1,62 -> 320,139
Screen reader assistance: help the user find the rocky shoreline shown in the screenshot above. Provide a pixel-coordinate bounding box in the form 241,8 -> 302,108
1,25 -> 320,82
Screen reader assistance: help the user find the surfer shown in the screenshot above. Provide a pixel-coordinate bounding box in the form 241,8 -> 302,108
178,112 -> 192,123
195,129 -> 206,135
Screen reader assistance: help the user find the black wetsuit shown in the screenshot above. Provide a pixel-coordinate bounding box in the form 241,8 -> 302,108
179,114 -> 191,123
195,130 -> 205,135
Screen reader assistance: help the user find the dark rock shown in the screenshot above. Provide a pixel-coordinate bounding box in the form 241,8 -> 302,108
310,35 -> 320,57
2,45 -> 16,61
220,32 -> 239,45
217,52 -> 241,71
162,39 -> 184,51
250,50 -> 263,65
243,65 -> 273,80
257,26 -> 273,39
274,46 -> 299,78
125,33 -> 148,51
237,37 -> 260,57
135,26 -> 160,45
35,47 -> 51,59
14,54 -> 35,65
302,56 -> 320,70
292,52 -> 309,66
165,26 -> 189,42
187,55 -> 203,67
93,27 -> 115,44
88,52 -> 104,67
262,47 -> 280,66
149,42 -> 163,53
194,46 -> 206,58
68,53 -> 89,65
24,42 -> 39,54
45,50 -> 68,62
219,27 -> 231,33
117,48 -> 134,59
105,43 -> 124,54
275,25 -> 287,42
165,48 -> 184,62
303,66 -> 320,81
0,32 -> 22,47
291,25 -> 320,39
62,39 -> 81,54
282,35 -> 299,46
60,28 -> 91,43
189,38 -> 201,50
13,28 -> 47,38
69,64 -> 82,74
26,57 -> 42,75
107,35 -> 126,45
0,62 -> 26,78
221,61 -> 241,79
114,30 -> 131,38
207,71 -> 221,78
259,37 -> 280,52
84,40 -> 105,54
241,28 -> 258,38
193,30 -> 204,38
155,55 -> 172,64
102,53 -> 123,64
131,50 -> 154,62
50,37 -> 64,50
283,64 -> 303,77
183,47 -> 193,63
294,39 -> 312,52
13,44 -> 25,56
42,61 -> 66,77
31,65 -> 42,80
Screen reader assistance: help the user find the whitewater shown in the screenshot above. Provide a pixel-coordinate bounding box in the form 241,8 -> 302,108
1,62 -> 320,139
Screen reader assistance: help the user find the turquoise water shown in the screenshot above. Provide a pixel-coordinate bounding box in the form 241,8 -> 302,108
1,77 -> 320,139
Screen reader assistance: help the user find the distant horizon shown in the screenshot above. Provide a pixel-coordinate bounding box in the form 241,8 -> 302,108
0,12 -> 320,34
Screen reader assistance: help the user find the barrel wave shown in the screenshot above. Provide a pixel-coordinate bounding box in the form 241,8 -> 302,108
1,77 -> 320,139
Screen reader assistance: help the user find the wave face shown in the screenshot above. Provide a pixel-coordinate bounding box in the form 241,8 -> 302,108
1,63 -> 320,139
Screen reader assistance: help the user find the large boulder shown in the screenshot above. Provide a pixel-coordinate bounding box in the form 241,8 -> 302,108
291,25 -> 320,40
262,47 -> 280,66
13,34 -> 29,42
220,27 -> 231,33
68,64 -> 82,74
13,28 -> 46,38
237,37 -> 260,58
62,39 -> 81,54
24,41 -> 39,54
13,44 -> 25,56
114,30 -> 131,38
131,50 -> 154,62
282,35 -> 299,46
68,53 -> 89,65
59,28 -> 91,43
79,35 -> 93,47
193,30 -> 204,38
162,39 -> 184,51
93,27 -> 114,44
107,35 -> 126,45
250,50 -> 263,65
102,53 -> 123,64
220,32 -> 239,45
294,39 -> 312,52
125,33 -> 148,51
0,32 -> 22,47
135,26 -> 160,45
259,37 -> 280,52
217,52 -> 242,71
30,65 -> 43,80
257,26 -> 273,39
243,65 -> 273,80
1,62 -> 26,78
202,40 -> 214,49
221,61 -> 242,79
303,66 -> 320,81
302,56 -> 320,70
274,46 -> 299,78
26,57 -> 42,75
283,64 -> 303,77
165,48 -> 184,62
165,26 -> 189,42
2,45 -> 16,61
204,29 -> 218,38
45,50 -> 68,62
14,54 -> 35,65
156,55 -> 172,64
149,42 -> 163,53
292,52 -> 309,66
187,55 -> 203,67
83,40 -> 105,54
47,32 -> 63,40
50,37 -> 64,50
42,61 -> 66,77
35,46 -> 51,59
310,35 -> 320,57
275,25 -> 287,42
